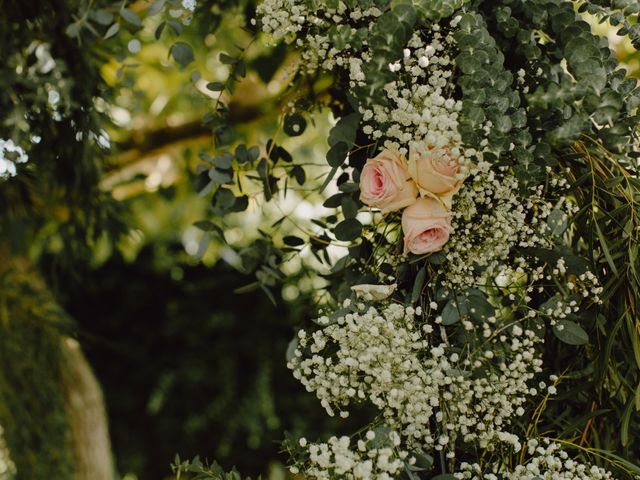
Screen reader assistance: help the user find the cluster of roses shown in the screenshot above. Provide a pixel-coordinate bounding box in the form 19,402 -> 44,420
359,143 -> 463,254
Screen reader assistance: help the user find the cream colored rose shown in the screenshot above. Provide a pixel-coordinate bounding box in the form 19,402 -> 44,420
359,149 -> 418,214
401,197 -> 452,254
408,143 -> 462,209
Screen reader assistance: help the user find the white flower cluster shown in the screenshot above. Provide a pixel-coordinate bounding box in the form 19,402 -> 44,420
0,139 -> 29,180
444,161 -> 554,287
181,0 -> 196,11
257,1 -> 464,151
289,301 -> 543,456
257,5 -> 612,480
360,29 -> 463,152
456,438 -> 615,480
292,431 -> 408,480
256,0 -> 315,43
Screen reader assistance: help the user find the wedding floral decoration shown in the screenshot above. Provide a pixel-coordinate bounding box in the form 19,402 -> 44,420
190,0 -> 640,478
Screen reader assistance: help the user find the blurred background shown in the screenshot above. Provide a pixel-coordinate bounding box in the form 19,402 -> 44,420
0,1 -> 638,480
1,2 -> 340,479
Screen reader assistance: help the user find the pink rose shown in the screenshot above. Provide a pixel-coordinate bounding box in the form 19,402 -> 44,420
401,197 -> 452,254
408,143 -> 462,209
359,149 -> 418,214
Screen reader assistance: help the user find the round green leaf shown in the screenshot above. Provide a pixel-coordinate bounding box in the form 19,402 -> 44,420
171,42 -> 195,68
283,113 -> 307,137
334,218 -> 362,241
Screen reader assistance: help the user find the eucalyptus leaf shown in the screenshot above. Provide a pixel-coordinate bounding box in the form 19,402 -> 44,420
328,113 -> 360,148
120,8 -> 141,27
334,218 -> 362,241
171,42 -> 195,68
441,300 -> 460,325
104,22 -> 120,39
553,319 -> 589,345
283,113 -> 307,137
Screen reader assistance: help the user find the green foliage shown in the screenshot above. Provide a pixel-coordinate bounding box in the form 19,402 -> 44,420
3,0 -> 639,477
394,0 -> 470,24
171,41 -> 196,69
0,257 -> 75,479
172,455 -> 254,480
455,12 -> 529,156
553,319 -> 590,346
1,0 -> 132,273
212,1 -> 640,476
580,1 -> 640,50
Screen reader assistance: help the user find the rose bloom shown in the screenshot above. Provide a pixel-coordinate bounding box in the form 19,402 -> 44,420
408,143 -> 462,208
359,149 -> 418,214
401,197 -> 452,254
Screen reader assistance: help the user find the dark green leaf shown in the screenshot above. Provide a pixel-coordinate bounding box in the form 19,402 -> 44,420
235,144 -> 249,163
334,218 -> 362,241
234,59 -> 246,78
194,220 -> 216,231
338,182 -> 359,193
341,196 -> 359,219
328,113 -> 360,148
441,300 -> 460,325
230,195 -> 249,212
327,142 -> 349,167
247,146 -> 260,163
290,165 -> 306,185
411,268 -> 426,304
171,42 -> 195,68
621,394 -> 635,446
283,113 -> 307,137
553,319 -> 589,345
323,193 -> 343,208
154,21 -> 166,39
207,82 -> 225,91
411,451 -> 434,470
219,52 -> 237,64
283,236 -> 305,247
215,188 -> 235,209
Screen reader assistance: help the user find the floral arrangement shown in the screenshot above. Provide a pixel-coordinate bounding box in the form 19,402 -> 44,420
183,0 -> 640,478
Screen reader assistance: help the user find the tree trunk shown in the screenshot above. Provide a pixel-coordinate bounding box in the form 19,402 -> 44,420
62,338 -> 115,480
0,245 -> 115,480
